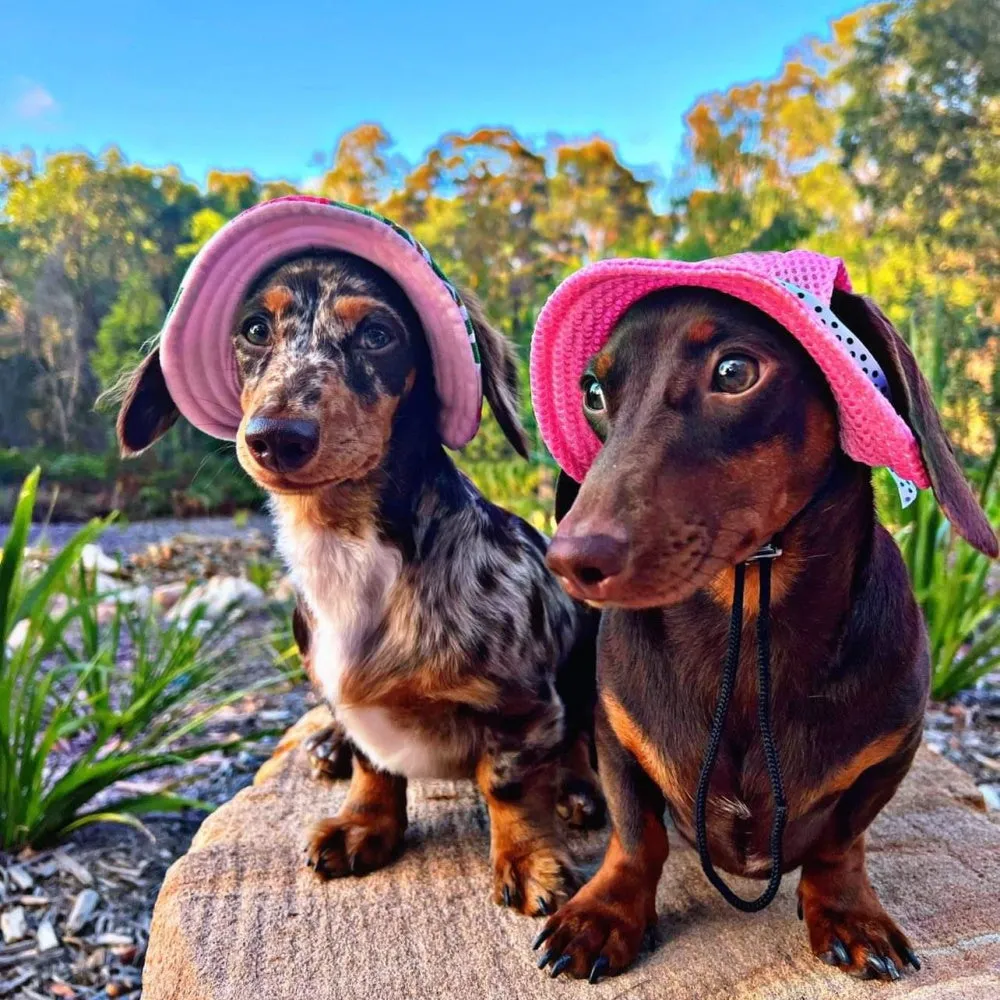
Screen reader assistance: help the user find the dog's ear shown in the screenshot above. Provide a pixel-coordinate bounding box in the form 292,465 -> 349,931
554,470 -> 581,525
114,348 -> 180,457
832,291 -> 998,558
462,292 -> 528,459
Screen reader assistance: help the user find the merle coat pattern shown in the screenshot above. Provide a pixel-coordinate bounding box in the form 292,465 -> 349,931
116,251 -> 604,914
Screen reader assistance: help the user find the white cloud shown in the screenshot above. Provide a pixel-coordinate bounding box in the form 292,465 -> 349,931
12,81 -> 57,120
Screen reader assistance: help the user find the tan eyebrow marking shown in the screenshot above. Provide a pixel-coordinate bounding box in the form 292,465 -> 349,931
262,286 -> 294,314
333,295 -> 382,327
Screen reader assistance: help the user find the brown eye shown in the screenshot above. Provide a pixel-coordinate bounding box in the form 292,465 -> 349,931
241,316 -> 271,347
357,324 -> 394,352
712,355 -> 759,394
582,375 -> 606,413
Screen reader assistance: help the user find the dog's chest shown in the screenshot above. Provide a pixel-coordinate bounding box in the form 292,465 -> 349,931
274,512 -> 451,778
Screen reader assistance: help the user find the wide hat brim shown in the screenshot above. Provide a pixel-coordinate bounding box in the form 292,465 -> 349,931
530,250 -> 930,488
159,196 -> 482,449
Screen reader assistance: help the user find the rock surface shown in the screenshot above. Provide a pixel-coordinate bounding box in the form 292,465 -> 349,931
144,708 -> 1000,1000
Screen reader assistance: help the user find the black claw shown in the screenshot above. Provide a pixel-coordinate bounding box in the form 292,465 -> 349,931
589,956 -> 610,984
901,947 -> 921,971
866,954 -> 888,977
797,898 -> 803,920
832,940 -> 850,966
502,885 -> 511,908
537,896 -> 551,916
885,958 -> 901,982
533,926 -> 554,951
537,949 -> 554,969
549,955 -> 572,979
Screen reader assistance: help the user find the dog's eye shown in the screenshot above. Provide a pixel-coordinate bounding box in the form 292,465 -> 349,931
712,355 -> 759,394
241,316 -> 271,347
582,376 -> 606,413
357,324 -> 394,352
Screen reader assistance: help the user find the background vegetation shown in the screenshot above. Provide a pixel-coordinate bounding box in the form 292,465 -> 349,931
0,0 -> 997,699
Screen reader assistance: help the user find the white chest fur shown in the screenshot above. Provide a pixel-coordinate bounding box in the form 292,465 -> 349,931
272,505 -> 445,778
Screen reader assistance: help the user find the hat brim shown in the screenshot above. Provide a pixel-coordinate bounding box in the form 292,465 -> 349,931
159,197 -> 482,449
530,256 -> 929,487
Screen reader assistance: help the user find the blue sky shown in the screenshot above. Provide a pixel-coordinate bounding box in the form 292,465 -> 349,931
0,0 -> 855,192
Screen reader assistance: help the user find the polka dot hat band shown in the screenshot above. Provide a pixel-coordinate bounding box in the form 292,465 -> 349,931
530,250 -> 927,505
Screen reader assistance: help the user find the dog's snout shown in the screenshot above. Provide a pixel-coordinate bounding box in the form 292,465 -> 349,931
244,416 -> 319,473
547,528 -> 629,599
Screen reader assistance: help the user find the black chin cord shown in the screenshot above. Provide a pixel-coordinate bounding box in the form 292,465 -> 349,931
693,545 -> 788,913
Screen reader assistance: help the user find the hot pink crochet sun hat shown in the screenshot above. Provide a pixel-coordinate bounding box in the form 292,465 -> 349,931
530,250 -> 930,493
158,196 -> 483,449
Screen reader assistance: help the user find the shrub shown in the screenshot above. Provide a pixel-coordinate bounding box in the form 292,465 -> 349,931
885,443 -> 1000,700
0,469 -> 268,850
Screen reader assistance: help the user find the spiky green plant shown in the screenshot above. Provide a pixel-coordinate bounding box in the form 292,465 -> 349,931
888,443 -> 1000,700
0,469 -> 268,850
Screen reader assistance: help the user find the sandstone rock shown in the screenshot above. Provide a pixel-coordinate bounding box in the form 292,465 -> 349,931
144,708 -> 1000,1000
36,917 -> 59,952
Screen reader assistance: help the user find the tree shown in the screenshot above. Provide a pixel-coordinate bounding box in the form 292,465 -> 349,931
91,270 -> 165,390
320,124 -> 398,205
839,0 -> 1000,306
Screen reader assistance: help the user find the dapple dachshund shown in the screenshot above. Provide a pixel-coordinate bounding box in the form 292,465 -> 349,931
115,250 -> 604,915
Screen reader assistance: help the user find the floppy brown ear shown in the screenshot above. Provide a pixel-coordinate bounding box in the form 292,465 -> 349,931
554,470 -> 581,525
832,291 -> 998,558
114,348 -> 180,457
462,292 -> 529,459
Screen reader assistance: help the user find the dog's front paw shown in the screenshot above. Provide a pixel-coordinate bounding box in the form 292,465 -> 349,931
557,774 -> 606,830
800,892 -> 920,981
305,810 -> 405,879
492,841 -> 577,916
304,723 -> 353,781
533,884 -> 652,982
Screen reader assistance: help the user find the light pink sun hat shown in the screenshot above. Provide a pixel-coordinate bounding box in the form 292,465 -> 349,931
158,196 -> 483,449
530,250 -> 930,493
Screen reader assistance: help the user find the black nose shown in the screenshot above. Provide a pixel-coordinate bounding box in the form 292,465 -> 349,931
244,417 -> 319,473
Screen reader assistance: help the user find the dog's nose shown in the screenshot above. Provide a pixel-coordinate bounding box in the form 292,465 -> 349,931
547,528 -> 629,597
244,417 -> 319,473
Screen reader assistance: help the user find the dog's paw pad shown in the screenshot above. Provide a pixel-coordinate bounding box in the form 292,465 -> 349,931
801,894 -> 918,980
304,724 -> 353,782
557,776 -> 607,830
492,843 -> 577,916
532,892 -> 649,980
304,813 -> 403,879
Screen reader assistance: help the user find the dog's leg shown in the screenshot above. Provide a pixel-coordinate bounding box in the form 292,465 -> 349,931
305,751 -> 407,878
534,708 -> 667,981
476,752 -> 577,917
798,836 -> 918,981
303,714 -> 354,781
556,731 -> 606,830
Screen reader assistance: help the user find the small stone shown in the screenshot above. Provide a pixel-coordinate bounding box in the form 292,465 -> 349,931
65,889 -> 100,934
979,784 -> 1000,812
80,544 -> 121,576
150,581 -> 188,613
166,575 -> 266,624
6,866 -> 33,891
36,917 -> 59,952
32,860 -> 58,879
54,850 -> 94,887
1,906 -> 28,943
93,933 -> 133,947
